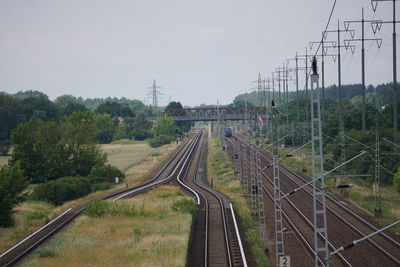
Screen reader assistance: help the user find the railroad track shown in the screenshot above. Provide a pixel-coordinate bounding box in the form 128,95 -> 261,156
0,133 -> 199,266
179,130 -> 248,267
228,137 -> 329,266
229,134 -> 400,266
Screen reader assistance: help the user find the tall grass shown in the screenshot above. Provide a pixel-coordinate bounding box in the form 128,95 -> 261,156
21,185 -> 192,267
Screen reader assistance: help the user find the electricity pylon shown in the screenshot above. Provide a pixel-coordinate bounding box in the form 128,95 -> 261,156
344,7 -> 383,131
147,79 -> 162,109
371,0 -> 400,147
324,20 -> 355,166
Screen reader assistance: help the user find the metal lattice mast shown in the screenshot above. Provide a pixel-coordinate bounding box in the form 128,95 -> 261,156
272,72 -> 275,104
250,144 -> 257,214
285,63 -> 289,127
296,53 -> 299,124
256,144 -> 266,244
257,73 -> 263,107
243,144 -> 249,194
371,0 -> 400,147
272,100 -> 284,260
235,137 -> 240,175
374,86 -> 382,217
147,79 -> 162,109
222,116 -> 226,151
217,101 -> 221,145
238,139 -> 242,178
152,79 -> 157,108
324,20 -> 349,166
310,58 -> 329,266
295,50 -> 313,142
309,39 -> 338,125
265,78 -> 271,110
245,98 -> 249,136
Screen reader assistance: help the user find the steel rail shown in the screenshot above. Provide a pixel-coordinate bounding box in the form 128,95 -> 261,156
228,137 -> 349,266
190,132 -> 232,267
256,140 -> 400,265
180,131 -> 248,267
116,132 -> 201,200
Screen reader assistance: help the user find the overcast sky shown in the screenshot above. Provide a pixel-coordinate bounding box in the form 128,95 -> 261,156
0,0 -> 396,106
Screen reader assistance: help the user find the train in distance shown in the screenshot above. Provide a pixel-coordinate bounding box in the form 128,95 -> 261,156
225,128 -> 232,137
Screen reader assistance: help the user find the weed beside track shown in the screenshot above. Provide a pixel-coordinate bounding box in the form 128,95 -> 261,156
20,185 -> 192,267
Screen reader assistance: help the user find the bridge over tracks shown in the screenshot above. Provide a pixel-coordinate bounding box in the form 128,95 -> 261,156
148,106 -> 267,122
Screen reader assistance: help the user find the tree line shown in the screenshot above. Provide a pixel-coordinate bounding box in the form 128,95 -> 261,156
0,90 -> 192,226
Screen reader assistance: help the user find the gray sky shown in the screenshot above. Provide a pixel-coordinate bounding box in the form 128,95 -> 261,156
0,0 -> 395,106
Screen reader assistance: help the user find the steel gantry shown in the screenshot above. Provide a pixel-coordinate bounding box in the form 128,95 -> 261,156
310,58 -> 329,266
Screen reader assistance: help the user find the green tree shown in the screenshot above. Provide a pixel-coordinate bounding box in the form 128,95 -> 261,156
125,112 -> 152,140
95,101 -> 134,117
10,119 -> 62,182
20,95 -> 57,121
54,94 -> 86,117
154,115 -> 176,137
60,111 -> 105,176
94,113 -> 117,144
0,93 -> 23,154
11,111 -> 106,182
0,164 -> 28,226
164,101 -> 194,134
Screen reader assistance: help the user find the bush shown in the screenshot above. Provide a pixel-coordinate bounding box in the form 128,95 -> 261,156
0,164 -> 28,227
36,247 -> 58,258
89,163 -> 124,184
91,182 -> 112,192
84,201 -> 151,217
148,135 -> 175,148
171,199 -> 196,216
25,210 -> 51,221
30,176 -> 91,206
83,201 -> 109,217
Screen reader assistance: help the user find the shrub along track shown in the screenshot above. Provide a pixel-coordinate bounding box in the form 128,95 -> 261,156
228,134 -> 400,267
178,130 -> 248,267
0,133 -> 199,267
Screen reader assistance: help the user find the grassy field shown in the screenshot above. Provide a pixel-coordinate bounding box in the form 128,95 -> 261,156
208,138 -> 271,267
101,141 -> 155,171
0,141 -> 178,254
21,185 -> 193,267
330,176 -> 400,233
